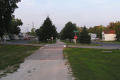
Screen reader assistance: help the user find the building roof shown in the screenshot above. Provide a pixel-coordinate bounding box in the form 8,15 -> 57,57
104,30 -> 115,34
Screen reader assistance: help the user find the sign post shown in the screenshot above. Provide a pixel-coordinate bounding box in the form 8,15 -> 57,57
74,36 -> 78,44
74,30 -> 78,45
51,37 -> 53,43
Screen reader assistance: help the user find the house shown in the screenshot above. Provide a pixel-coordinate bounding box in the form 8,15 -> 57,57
102,30 -> 116,41
21,33 -> 36,40
0,33 -> 24,41
89,33 -> 97,40
18,33 -> 24,40
0,35 -> 10,41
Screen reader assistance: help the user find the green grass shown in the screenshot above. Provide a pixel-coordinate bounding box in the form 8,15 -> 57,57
0,45 -> 39,76
101,41 -> 120,44
64,48 -> 120,80
62,40 -> 102,46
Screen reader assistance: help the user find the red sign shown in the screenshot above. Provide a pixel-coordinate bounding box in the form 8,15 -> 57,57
74,36 -> 78,40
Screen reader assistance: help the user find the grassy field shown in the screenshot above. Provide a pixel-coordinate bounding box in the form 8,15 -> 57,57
64,48 -> 120,80
0,45 -> 39,76
62,40 -> 101,46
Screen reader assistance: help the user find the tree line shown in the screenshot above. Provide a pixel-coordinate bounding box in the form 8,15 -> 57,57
35,18 -> 91,44
59,21 -> 120,44
35,17 -> 120,44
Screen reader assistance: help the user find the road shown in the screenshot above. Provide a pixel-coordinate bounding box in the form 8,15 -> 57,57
4,40 -> 33,44
1,40 -> 45,47
92,41 -> 120,48
0,40 -> 72,80
3,40 -> 120,48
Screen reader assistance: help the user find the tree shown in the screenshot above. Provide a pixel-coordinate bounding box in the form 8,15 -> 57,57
51,25 -> 58,39
60,22 -> 77,41
77,27 -> 83,33
27,28 -> 36,36
9,17 -> 23,35
79,27 -> 91,44
7,17 -> 22,40
115,25 -> 120,41
36,17 -> 58,42
0,0 -> 21,40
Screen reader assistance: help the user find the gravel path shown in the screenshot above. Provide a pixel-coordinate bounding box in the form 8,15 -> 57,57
0,41 -> 72,80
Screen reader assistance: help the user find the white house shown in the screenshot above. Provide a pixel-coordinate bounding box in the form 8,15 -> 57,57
89,33 -> 97,40
102,30 -> 116,41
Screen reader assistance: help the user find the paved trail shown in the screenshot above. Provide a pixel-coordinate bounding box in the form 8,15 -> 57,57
0,41 -> 72,80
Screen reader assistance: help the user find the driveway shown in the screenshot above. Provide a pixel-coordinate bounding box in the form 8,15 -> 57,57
0,40 -> 72,80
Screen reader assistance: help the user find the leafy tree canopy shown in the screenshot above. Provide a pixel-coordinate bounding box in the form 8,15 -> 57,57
27,28 -> 36,36
9,17 -> 23,35
60,22 -> 77,40
0,0 -> 21,38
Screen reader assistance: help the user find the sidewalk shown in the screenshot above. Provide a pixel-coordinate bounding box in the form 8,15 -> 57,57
0,41 -> 72,80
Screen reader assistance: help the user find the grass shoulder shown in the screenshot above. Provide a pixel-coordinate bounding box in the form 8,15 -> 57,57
62,40 -> 102,46
0,45 -> 39,77
64,48 -> 120,80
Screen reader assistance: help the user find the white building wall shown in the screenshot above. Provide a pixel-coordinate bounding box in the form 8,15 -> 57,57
103,34 -> 116,41
89,33 -> 97,40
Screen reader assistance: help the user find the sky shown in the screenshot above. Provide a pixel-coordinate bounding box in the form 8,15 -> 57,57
14,0 -> 120,32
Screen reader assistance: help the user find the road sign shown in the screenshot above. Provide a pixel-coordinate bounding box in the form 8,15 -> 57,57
74,30 -> 79,33
74,36 -> 78,40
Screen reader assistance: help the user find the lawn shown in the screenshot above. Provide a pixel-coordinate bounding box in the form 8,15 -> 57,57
64,48 -> 120,80
0,45 -> 39,76
62,40 -> 101,46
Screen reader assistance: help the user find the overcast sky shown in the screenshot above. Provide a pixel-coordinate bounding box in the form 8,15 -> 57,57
14,0 -> 120,32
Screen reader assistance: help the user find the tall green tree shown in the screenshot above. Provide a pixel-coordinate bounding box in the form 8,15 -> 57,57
79,27 -> 91,44
36,17 -> 58,42
60,22 -> 77,41
0,0 -> 21,39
